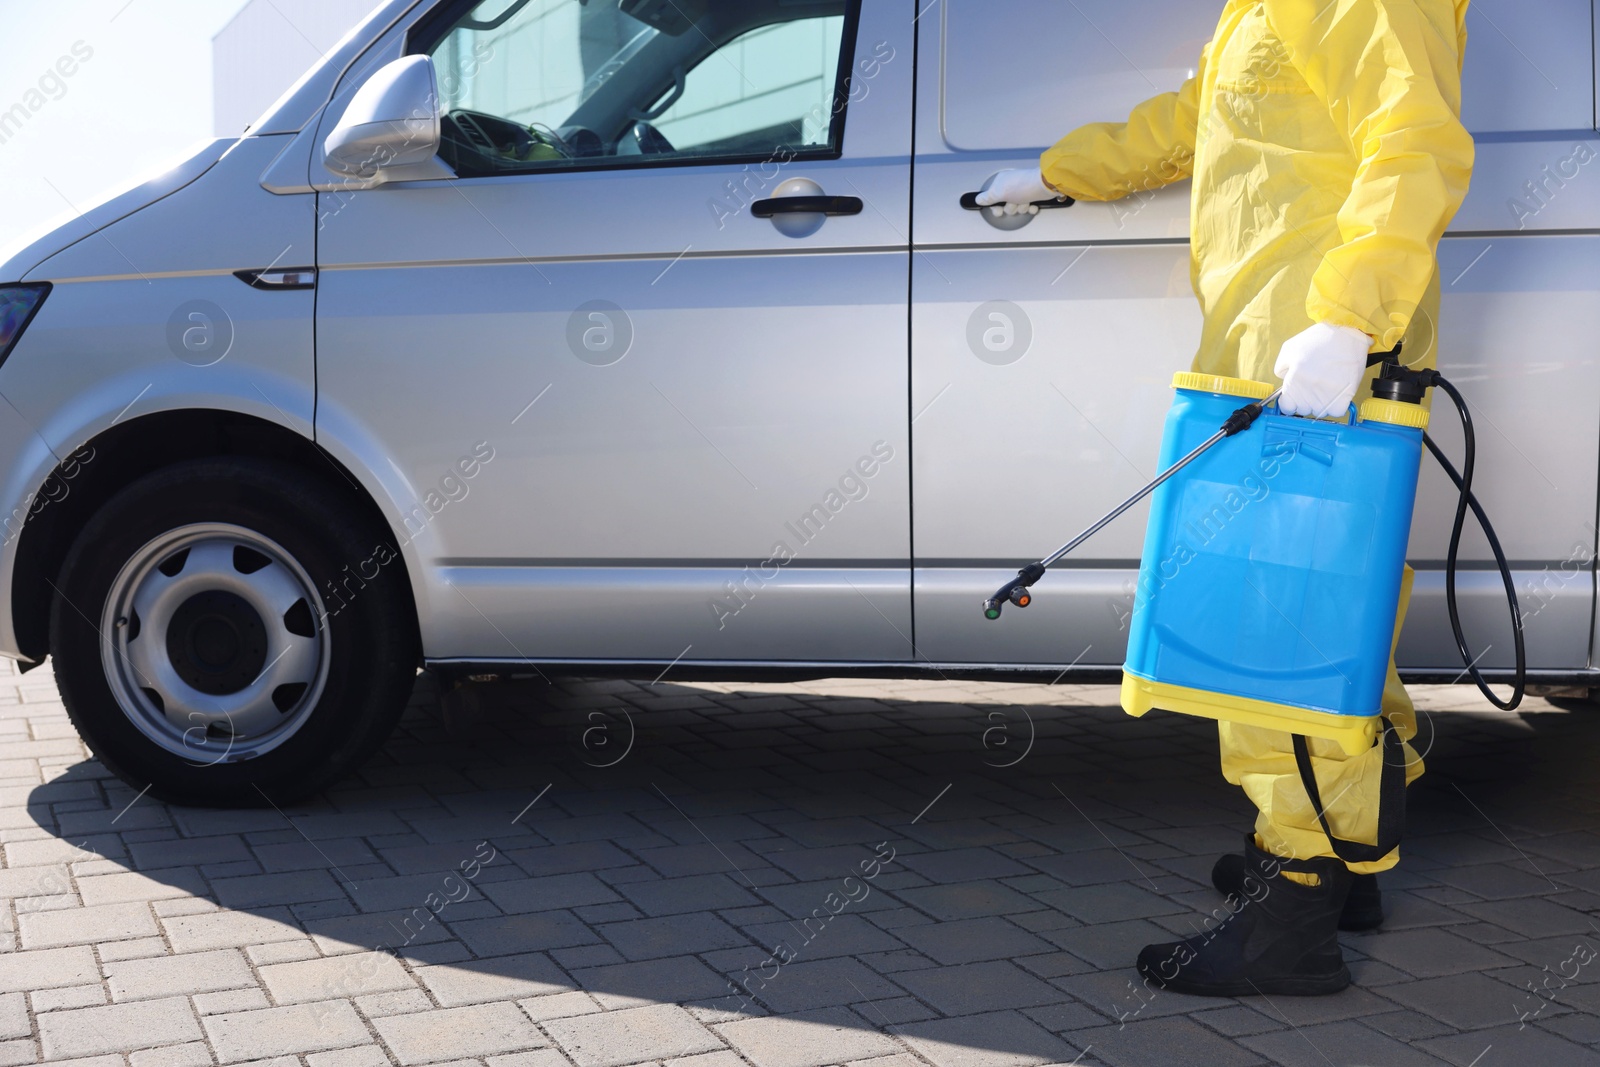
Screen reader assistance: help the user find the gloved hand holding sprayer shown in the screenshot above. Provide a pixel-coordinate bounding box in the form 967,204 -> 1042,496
972,0 -> 1523,1000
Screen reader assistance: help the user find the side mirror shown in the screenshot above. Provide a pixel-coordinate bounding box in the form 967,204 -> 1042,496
323,55 -> 442,179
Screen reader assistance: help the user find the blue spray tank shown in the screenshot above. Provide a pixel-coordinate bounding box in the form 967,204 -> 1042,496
1119,374 -> 1428,756
982,348 -> 1526,861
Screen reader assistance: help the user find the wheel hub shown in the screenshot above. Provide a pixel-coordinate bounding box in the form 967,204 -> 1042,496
100,524 -> 330,764
166,590 -> 269,695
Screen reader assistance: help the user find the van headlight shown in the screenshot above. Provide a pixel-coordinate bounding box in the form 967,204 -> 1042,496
0,284 -> 50,365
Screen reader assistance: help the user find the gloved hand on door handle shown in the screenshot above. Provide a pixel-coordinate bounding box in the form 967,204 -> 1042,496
974,168 -> 1066,216
1274,322 -> 1373,419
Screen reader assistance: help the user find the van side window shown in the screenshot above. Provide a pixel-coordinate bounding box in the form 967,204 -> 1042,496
419,0 -> 857,177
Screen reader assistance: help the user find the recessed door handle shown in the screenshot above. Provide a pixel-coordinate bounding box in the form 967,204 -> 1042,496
960,192 -> 1075,211
752,195 -> 864,218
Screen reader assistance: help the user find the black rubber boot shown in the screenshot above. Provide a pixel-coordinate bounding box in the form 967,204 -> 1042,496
1212,835 -> 1384,931
1137,840 -> 1352,997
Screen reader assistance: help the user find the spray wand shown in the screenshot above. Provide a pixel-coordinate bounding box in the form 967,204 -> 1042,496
981,386 -> 1282,619
981,346 -> 1525,711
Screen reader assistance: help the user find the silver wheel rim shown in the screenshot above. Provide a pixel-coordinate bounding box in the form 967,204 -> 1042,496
100,523 -> 330,764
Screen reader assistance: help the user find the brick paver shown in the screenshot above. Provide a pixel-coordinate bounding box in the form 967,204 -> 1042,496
0,659 -> 1597,1066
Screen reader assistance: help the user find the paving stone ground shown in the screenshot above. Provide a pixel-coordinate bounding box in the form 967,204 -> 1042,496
3,656 -> 1599,1067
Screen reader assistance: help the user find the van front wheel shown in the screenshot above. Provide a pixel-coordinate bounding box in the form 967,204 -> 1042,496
49,459 -> 418,806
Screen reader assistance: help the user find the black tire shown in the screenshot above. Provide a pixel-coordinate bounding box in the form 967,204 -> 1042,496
50,458 -> 418,806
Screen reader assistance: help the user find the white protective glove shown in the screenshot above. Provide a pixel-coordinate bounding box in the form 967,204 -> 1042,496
1273,322 -> 1373,418
974,168 -> 1061,216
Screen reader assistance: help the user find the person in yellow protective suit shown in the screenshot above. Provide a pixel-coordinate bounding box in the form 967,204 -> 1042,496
978,0 -> 1472,996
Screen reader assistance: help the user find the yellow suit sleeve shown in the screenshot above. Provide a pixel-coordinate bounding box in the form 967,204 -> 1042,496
1269,0 -> 1475,349
1039,44 -> 1208,203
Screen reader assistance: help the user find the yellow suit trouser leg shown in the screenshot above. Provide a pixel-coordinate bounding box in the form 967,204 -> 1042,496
1218,566 -> 1425,875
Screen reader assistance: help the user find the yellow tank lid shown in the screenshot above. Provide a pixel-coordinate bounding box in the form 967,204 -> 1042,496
1171,372 -> 1274,400
1359,397 -> 1430,430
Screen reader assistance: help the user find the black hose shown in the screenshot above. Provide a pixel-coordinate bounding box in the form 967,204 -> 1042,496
1423,373 -> 1525,710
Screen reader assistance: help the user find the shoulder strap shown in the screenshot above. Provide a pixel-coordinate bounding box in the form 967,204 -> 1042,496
1291,718 -> 1406,865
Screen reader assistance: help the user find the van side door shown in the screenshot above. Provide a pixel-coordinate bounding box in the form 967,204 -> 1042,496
314,0 -> 915,669
909,1 -> 1219,671
909,0 -> 1600,678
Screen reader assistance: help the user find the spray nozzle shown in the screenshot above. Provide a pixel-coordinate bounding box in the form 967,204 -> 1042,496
983,562 -> 1047,620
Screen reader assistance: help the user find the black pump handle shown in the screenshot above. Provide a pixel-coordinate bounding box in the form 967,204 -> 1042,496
1366,341 -> 1404,367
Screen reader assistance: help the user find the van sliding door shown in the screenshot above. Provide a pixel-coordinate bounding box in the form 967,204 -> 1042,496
908,1 -> 1220,671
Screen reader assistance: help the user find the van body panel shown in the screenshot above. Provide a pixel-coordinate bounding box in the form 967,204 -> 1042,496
1,289 -> 315,455
3,135 -> 317,451
1451,137 -> 1600,233
25,138 -> 312,282
0,139 -> 234,284
932,0 -> 1595,146
1452,0 -> 1596,134
428,566 -> 914,661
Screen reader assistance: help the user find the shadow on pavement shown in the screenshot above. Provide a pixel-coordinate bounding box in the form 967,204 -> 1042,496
22,672 -> 1600,1067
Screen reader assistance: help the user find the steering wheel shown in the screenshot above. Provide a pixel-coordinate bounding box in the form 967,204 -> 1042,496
447,109 -> 570,164
628,121 -> 675,155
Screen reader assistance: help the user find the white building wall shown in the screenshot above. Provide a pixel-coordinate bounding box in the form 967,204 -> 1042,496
212,0 -> 382,136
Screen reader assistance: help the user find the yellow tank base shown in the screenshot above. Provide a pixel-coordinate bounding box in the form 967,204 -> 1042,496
1121,673 -> 1378,757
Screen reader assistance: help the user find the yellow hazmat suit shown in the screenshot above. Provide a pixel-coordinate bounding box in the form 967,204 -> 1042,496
1040,0 -> 1473,873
